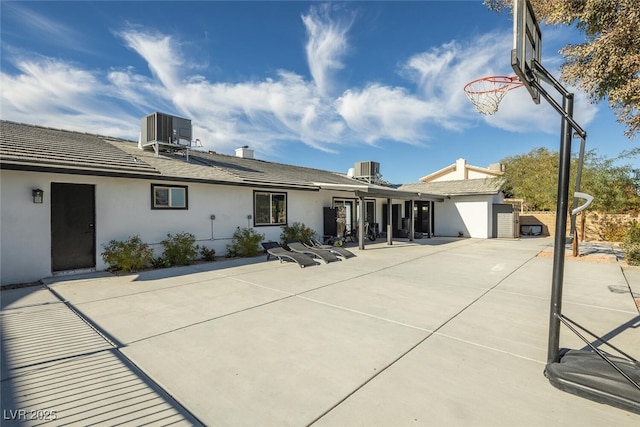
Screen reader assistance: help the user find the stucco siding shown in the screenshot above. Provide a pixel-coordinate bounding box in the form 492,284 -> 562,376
1,170 -> 52,285
0,169 -> 346,285
434,196 -> 491,238
467,170 -> 492,180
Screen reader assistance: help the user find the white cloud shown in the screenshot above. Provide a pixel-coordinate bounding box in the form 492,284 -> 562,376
0,6 -> 598,159
336,85 -> 443,144
0,57 -> 138,136
401,30 -> 597,135
118,28 -> 184,92
2,2 -> 93,54
301,4 -> 353,97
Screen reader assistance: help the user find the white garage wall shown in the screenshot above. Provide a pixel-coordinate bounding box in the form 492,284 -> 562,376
434,195 -> 494,238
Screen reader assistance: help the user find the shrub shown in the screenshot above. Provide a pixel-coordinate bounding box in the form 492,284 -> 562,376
596,214 -> 628,242
226,227 -> 265,257
151,256 -> 170,269
200,246 -> 216,261
160,232 -> 199,267
280,222 -> 317,245
622,220 -> 640,265
101,235 -> 153,272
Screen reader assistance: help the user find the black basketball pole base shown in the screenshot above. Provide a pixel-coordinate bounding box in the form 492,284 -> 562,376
545,349 -> 640,414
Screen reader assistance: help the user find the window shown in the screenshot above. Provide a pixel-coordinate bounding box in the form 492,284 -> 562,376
364,200 -> 375,224
151,184 -> 188,209
254,191 -> 287,225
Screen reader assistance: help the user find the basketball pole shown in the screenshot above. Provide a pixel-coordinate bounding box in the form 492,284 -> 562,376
526,60 -> 586,364
548,92 -> 573,364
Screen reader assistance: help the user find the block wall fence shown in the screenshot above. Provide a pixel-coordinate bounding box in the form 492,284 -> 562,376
519,212 -> 639,241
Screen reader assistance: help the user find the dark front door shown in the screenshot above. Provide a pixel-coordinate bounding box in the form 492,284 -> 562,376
51,183 -> 96,271
415,201 -> 431,235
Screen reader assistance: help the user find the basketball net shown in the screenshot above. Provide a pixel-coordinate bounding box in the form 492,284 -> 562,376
464,76 -> 523,115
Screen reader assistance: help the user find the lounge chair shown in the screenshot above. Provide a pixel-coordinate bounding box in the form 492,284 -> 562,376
261,242 -> 318,268
286,241 -> 341,263
308,240 -> 356,259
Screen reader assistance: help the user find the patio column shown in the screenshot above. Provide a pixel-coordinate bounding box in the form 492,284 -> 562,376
429,201 -> 434,238
358,195 -> 365,250
409,199 -> 414,241
387,198 -> 393,245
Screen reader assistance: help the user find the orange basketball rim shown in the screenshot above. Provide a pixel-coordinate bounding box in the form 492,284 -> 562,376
464,75 -> 524,115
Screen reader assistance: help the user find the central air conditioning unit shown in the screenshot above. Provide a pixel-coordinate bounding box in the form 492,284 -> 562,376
141,112 -> 192,147
353,161 -> 380,183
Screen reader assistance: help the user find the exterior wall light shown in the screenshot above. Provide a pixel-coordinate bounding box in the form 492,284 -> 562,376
32,189 -> 44,204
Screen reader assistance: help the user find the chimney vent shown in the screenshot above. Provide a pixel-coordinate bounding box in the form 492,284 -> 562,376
235,146 -> 254,159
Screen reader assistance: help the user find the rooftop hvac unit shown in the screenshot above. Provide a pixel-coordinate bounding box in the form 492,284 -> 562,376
354,161 -> 380,182
141,112 -> 192,147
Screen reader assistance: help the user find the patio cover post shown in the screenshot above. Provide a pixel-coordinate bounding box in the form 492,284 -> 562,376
409,200 -> 415,241
387,198 -> 393,245
430,201 -> 434,238
358,195 -> 365,250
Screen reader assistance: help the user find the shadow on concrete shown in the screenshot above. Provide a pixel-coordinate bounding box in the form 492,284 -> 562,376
579,315 -> 640,354
0,285 -> 202,426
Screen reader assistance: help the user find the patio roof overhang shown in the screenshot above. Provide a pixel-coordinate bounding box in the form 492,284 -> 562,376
354,188 -> 445,202
312,182 -> 370,192
313,182 -> 444,202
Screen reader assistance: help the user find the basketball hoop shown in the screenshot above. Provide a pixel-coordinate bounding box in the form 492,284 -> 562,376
464,75 -> 523,115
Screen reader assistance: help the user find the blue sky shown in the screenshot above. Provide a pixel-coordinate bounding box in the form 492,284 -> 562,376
1,1 -> 636,183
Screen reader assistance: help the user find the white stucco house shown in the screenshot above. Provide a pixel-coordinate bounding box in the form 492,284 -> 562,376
1,120 -> 510,286
418,157 -> 506,183
399,158 -> 513,239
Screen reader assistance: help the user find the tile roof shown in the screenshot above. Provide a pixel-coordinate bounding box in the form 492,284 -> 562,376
0,121 -> 159,175
0,121 -> 370,190
398,178 -> 503,196
1,120 -> 492,199
111,140 -> 362,189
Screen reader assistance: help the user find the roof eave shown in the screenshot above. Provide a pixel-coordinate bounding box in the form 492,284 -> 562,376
355,188 -> 444,202
0,160 -> 161,176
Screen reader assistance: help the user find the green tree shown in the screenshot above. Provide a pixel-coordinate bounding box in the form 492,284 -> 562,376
485,0 -> 640,138
501,147 -> 640,213
579,149 -> 640,213
501,148 -> 559,211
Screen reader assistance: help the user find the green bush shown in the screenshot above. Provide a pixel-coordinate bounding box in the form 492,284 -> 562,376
200,246 -> 216,261
160,232 -> 199,267
226,227 -> 265,257
101,235 -> 153,272
280,222 -> 317,245
151,256 -> 170,269
597,214 -> 628,242
622,220 -> 640,265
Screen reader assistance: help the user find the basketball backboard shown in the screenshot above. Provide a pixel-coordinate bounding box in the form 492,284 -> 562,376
511,0 -> 541,104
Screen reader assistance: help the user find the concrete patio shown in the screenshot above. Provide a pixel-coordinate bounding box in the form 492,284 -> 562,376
2,237 -> 639,426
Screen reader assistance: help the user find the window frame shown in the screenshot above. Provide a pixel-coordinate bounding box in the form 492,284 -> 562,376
151,184 -> 188,210
253,191 -> 287,226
